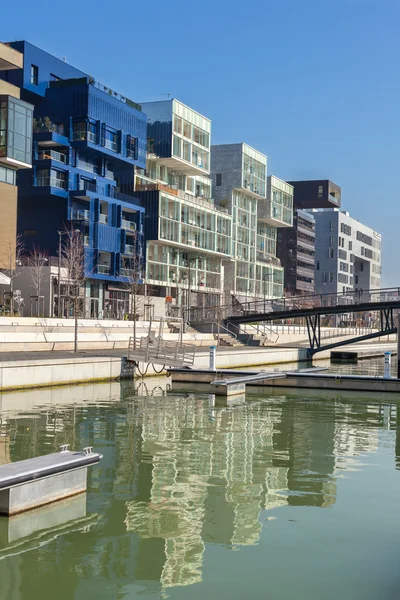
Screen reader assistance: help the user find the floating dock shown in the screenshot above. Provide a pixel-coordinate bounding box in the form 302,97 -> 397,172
0,445 -> 102,515
169,368 -> 400,399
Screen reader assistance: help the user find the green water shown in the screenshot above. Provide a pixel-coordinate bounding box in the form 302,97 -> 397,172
0,372 -> 399,599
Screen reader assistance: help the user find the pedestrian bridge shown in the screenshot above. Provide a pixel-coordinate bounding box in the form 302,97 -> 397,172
187,287 -> 400,357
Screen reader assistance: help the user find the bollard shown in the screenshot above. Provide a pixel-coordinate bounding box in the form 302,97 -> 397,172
384,351 -> 391,379
209,346 -> 216,371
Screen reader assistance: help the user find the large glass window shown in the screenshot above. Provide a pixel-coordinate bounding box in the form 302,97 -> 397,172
0,165 -> 16,185
104,129 -> 118,152
37,168 -> 67,189
172,135 -> 181,158
126,135 -> 137,159
0,97 -> 33,165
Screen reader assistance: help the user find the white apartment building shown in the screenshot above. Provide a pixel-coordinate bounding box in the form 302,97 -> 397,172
310,208 -> 381,295
136,99 -> 232,309
211,143 -> 293,302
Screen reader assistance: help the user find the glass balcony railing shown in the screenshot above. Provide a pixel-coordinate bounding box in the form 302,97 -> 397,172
97,265 -> 110,275
38,149 -> 67,163
124,244 -> 134,254
72,131 -> 96,143
104,139 -> 117,152
79,179 -> 97,193
99,213 -> 108,224
120,268 -> 133,277
37,176 -> 66,189
83,235 -> 90,246
72,209 -> 90,221
121,219 -> 136,231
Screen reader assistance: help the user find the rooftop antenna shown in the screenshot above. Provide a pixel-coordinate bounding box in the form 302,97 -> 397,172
158,93 -> 171,99
62,56 -> 67,63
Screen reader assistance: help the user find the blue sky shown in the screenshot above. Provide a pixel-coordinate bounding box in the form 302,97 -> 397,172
2,0 -> 399,285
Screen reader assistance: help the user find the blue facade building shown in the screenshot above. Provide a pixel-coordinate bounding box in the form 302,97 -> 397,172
1,42 -> 146,318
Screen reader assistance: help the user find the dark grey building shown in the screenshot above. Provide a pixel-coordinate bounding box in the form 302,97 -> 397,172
287,180 -> 341,210
277,209 -> 315,295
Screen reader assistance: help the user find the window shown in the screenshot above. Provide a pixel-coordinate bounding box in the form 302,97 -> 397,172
316,261 -> 320,271
355,275 -> 359,285
329,272 -> 334,282
104,129 -> 117,152
318,185 -> 323,196
216,174 -> 222,186
323,272 -> 328,283
126,135 -> 137,160
0,165 -> 16,185
0,97 -> 33,165
360,263 -> 364,272
30,64 -> 38,86
328,248 -> 334,258
330,220 -> 335,231
329,235 -> 335,246
349,241 -> 352,251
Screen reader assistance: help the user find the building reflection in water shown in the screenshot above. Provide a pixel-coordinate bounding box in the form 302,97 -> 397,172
0,381 -> 395,597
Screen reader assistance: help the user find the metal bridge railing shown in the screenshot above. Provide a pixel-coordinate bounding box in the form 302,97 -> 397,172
186,287 -> 400,324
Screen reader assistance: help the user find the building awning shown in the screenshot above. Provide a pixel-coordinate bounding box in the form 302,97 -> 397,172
0,272 -> 11,285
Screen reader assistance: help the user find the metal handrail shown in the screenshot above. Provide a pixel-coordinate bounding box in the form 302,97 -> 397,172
211,321 -> 237,346
242,322 -> 280,345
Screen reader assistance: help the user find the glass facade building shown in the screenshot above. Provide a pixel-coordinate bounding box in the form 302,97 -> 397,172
211,143 -> 290,301
137,99 -> 231,308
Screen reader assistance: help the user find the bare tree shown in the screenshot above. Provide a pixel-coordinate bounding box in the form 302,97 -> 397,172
60,226 -> 86,352
27,246 -> 48,317
0,234 -> 25,314
120,231 -> 150,348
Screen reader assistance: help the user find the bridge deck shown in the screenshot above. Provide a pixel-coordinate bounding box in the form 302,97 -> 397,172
226,299 -> 400,325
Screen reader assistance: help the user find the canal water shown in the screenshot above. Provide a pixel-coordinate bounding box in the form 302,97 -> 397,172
0,358 -> 399,599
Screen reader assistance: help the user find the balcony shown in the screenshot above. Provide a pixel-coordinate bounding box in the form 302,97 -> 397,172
38,149 -> 67,164
104,139 -> 117,152
0,43 -> 23,71
72,209 -> 90,221
37,176 -> 66,189
124,244 -> 134,255
83,235 -> 90,246
297,236 -> 315,252
99,213 -> 108,224
297,265 -> 314,277
72,131 -> 96,144
256,251 -> 281,266
97,265 -> 110,275
297,222 -> 315,237
120,268 -> 133,277
121,219 -> 136,231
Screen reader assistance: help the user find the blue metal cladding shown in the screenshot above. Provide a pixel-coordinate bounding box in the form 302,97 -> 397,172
88,87 -> 147,168
9,40 -> 147,284
5,41 -> 87,98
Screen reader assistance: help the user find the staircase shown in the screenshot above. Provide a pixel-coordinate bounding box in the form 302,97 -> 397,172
216,333 -> 244,347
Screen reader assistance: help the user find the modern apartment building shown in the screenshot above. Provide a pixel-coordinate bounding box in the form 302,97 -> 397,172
0,43 -> 33,286
310,208 -> 381,295
276,179 -> 342,296
1,41 -> 147,318
276,209 -> 316,295
288,179 -> 342,209
211,144 -> 293,302
135,99 -> 232,310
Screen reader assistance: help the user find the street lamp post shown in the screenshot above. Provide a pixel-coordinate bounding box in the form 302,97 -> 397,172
57,230 -> 64,318
187,256 -> 202,323
263,272 -> 274,313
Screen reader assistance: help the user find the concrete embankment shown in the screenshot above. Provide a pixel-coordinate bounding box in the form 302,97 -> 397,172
0,339 -> 396,392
